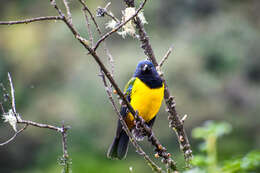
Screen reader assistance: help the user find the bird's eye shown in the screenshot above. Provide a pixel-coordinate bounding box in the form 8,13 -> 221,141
142,64 -> 150,72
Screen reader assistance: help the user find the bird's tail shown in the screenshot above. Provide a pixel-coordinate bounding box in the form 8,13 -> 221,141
107,130 -> 129,160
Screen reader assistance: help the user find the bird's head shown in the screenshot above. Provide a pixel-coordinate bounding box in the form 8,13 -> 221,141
134,60 -> 157,76
133,60 -> 163,88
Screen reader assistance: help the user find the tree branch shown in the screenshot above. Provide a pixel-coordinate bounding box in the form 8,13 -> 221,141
78,0 -> 115,77
17,119 -> 62,132
7,72 -> 16,114
50,0 -> 64,17
61,122 -> 71,173
62,0 -> 72,24
47,0 -> 177,171
0,0 -> 193,171
0,16 -> 63,25
78,0 -> 102,35
96,2 -> 120,23
1,73 -> 71,173
159,45 -> 173,68
0,124 -> 28,146
124,0 -> 193,166
82,9 -> 94,46
93,0 -> 147,51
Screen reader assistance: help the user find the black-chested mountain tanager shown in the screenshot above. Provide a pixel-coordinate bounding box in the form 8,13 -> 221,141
107,60 -> 164,159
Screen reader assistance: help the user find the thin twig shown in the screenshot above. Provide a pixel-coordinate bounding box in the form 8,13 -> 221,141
7,73 -> 65,148
0,124 -> 28,146
78,1 -> 115,76
61,122 -> 71,173
50,0 -> 65,17
1,73 -> 71,173
62,0 -> 72,24
93,0 -> 147,51
78,0 -> 102,35
79,0 -> 101,49
134,112 -> 177,171
97,2 -> 120,23
95,2 -> 118,76
7,72 -> 16,114
159,45 -> 173,68
0,16 -> 63,25
181,114 -> 188,124
83,11 -> 94,46
61,122 -> 69,158
103,11 -> 120,23
7,73 -> 62,132
17,119 -> 62,132
79,0 -> 116,77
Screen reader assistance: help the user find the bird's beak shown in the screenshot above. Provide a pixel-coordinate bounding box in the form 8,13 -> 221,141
142,64 -> 148,72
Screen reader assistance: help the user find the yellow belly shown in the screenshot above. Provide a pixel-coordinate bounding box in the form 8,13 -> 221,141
125,78 -> 164,128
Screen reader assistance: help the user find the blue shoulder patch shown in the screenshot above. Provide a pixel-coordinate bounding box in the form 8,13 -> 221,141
124,77 -> 136,97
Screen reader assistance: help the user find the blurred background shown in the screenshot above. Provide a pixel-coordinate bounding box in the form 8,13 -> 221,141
0,0 -> 260,172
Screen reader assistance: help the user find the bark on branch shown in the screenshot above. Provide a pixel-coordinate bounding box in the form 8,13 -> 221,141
0,73 -> 71,173
0,0 -> 193,171
0,16 -> 62,25
124,0 -> 193,166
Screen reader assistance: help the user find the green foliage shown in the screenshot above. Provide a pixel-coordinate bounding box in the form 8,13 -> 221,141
1,1 -> 260,172
222,151 -> 260,173
185,121 -> 260,173
192,121 -> 232,139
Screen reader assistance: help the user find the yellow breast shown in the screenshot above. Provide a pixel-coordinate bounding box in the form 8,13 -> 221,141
125,78 -> 164,128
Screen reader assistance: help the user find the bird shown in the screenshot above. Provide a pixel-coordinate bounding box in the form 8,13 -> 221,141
107,60 -> 164,159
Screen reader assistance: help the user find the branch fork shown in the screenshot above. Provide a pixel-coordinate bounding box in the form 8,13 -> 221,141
0,0 -> 193,172
1,73 -> 71,172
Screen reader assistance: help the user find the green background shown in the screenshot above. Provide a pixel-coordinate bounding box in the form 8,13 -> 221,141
0,0 -> 259,172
